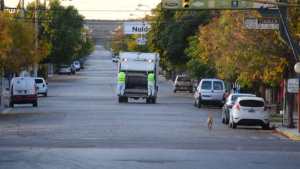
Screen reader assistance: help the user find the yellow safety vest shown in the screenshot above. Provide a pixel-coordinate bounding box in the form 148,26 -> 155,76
148,73 -> 155,84
118,72 -> 126,84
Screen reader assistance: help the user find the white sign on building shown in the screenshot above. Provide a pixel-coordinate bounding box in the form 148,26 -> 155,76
244,17 -> 280,30
287,78 -> 299,94
123,22 -> 151,35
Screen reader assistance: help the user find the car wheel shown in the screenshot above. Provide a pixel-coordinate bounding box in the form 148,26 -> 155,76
44,93 -> 48,97
173,90 -> 177,93
33,101 -> 38,107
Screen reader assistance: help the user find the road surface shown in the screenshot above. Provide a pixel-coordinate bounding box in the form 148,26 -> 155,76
0,45 -> 299,169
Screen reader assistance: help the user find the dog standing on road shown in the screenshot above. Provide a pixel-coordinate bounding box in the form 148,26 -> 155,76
207,112 -> 213,130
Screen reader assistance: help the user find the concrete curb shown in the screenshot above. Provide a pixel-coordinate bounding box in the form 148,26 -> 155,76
275,128 -> 300,141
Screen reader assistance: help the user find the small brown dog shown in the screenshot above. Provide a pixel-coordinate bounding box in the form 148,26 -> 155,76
207,112 -> 213,130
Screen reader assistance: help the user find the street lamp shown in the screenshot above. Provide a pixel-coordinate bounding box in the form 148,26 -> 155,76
294,62 -> 300,133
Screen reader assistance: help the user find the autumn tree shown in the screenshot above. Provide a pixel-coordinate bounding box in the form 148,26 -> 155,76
196,11 -> 287,90
0,12 -> 12,69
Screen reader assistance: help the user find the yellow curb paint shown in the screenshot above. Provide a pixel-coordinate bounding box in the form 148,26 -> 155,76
277,130 -> 300,141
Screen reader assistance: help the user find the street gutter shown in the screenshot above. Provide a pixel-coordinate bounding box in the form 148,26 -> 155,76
274,127 -> 300,141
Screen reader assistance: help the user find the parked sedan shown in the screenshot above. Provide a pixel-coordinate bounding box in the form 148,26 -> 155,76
222,93 -> 255,124
229,97 -> 270,129
35,77 -> 48,97
58,65 -> 72,75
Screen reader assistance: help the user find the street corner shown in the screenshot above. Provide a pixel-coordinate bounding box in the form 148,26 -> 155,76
274,127 -> 300,141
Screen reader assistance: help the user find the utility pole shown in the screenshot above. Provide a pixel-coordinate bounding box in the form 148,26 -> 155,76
278,0 -> 300,128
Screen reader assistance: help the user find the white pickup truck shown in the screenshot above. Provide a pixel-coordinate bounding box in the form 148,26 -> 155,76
118,52 -> 160,104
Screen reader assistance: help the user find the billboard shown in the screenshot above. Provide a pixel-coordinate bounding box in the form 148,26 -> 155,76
162,0 -> 277,9
123,22 -> 151,35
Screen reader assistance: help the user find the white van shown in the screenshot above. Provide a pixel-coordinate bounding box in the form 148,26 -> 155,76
8,77 -> 38,107
194,78 -> 226,108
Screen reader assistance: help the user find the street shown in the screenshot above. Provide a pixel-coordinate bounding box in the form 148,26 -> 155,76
0,45 -> 300,169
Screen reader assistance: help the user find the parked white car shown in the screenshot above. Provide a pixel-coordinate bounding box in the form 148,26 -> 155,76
58,65 -> 72,75
194,78 -> 226,108
8,77 -> 38,107
229,97 -> 270,129
73,61 -> 81,71
35,78 -> 48,97
222,93 -> 256,124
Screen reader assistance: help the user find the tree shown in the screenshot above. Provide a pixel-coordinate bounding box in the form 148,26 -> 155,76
147,3 -> 211,75
4,17 -> 47,73
185,36 -> 216,80
45,0 -> 85,65
0,12 -> 12,69
196,11 -> 287,88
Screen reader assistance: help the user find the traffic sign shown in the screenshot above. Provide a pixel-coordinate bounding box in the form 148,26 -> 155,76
162,0 -> 277,9
244,17 -> 279,30
287,78 -> 299,94
123,22 -> 151,35
136,38 -> 147,45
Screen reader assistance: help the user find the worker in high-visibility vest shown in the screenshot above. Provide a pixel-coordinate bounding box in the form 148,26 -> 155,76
117,72 -> 126,96
148,72 -> 155,96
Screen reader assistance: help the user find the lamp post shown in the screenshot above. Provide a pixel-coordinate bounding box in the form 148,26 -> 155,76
294,62 -> 300,133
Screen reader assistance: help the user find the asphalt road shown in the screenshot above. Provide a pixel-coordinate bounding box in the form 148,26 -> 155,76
0,45 -> 300,169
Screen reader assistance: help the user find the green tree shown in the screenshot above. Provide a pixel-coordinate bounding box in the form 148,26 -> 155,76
147,3 -> 211,74
45,0 -> 85,65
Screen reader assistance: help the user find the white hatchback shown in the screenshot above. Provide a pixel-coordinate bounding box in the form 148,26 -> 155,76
229,97 -> 270,129
35,78 -> 48,97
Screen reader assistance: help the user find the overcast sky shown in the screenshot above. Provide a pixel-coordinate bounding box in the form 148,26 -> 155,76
6,0 -> 161,20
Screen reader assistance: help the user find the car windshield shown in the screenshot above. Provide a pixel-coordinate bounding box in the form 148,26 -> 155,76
35,79 -> 43,84
239,100 -> 264,107
213,81 -> 223,90
178,77 -> 190,82
231,95 -> 255,102
201,81 -> 212,90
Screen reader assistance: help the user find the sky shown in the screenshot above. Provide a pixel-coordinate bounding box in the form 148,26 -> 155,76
6,0 -> 161,20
